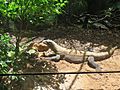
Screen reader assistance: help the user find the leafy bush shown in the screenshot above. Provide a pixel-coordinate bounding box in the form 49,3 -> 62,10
0,0 -> 68,89
0,0 -> 68,29
0,33 -> 65,90
0,33 -> 16,89
0,33 -> 15,74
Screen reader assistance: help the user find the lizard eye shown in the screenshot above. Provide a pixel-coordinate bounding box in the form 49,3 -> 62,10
42,40 -> 52,45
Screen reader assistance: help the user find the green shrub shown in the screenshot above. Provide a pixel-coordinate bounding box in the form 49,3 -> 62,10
0,33 -> 15,74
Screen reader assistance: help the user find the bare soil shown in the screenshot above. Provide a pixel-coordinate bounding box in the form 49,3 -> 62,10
30,26 -> 120,90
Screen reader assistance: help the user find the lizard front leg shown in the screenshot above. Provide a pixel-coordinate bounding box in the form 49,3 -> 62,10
87,56 -> 101,71
41,54 -> 61,62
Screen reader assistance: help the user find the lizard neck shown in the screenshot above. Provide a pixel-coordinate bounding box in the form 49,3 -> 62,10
49,41 -> 69,54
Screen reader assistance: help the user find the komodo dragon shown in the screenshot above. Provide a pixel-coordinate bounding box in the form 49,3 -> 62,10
42,39 -> 117,71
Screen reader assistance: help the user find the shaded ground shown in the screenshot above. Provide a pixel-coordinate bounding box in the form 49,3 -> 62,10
25,26 -> 120,89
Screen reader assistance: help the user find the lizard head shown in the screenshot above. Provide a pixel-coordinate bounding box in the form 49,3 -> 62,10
42,39 -> 58,53
42,39 -> 54,46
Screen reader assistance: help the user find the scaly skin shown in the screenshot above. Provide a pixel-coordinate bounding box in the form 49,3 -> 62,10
42,39 -> 117,71
42,39 -> 117,62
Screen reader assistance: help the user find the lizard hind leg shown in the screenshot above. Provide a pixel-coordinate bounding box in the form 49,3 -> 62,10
87,56 -> 102,71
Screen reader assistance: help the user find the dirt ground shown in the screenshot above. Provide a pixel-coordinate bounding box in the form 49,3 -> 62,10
30,26 -> 120,90
54,50 -> 120,90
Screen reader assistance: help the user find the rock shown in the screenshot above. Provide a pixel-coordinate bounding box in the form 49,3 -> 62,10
29,42 -> 49,52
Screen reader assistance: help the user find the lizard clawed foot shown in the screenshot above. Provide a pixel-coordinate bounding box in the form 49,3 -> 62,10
87,56 -> 102,71
95,67 -> 102,72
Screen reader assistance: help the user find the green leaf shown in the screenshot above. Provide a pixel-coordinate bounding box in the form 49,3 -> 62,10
7,51 -> 15,57
0,61 -> 8,68
60,0 -> 63,3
